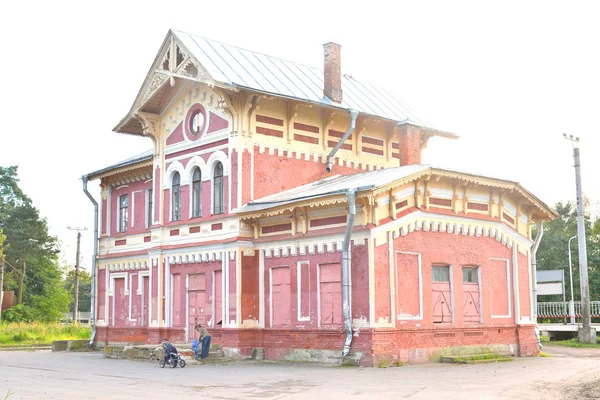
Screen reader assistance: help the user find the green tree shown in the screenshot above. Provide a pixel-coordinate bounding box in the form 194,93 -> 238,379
0,166 -> 69,322
535,201 -> 600,302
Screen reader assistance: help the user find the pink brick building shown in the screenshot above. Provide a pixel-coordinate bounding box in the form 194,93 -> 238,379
83,30 -> 555,366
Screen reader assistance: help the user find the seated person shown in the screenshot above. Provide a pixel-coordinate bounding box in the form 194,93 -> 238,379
161,338 -> 178,363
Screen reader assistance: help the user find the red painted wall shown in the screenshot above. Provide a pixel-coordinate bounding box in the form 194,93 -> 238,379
169,261 -> 224,330
518,251 -> 531,319
98,269 -> 106,321
231,149 -> 238,209
241,253 -> 259,323
110,179 -> 152,236
252,147 -> 363,200
263,244 -> 369,328
101,197 -> 107,235
242,149 -> 252,204
390,231 -> 517,328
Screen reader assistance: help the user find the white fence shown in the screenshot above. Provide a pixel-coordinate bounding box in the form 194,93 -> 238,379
537,301 -> 600,319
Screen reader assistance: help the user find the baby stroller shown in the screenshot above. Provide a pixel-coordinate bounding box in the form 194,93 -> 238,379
159,343 -> 186,368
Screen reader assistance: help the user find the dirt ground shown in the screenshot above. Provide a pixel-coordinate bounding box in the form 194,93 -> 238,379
1,345 -> 600,399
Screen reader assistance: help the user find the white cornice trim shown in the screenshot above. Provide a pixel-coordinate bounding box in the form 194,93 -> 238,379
372,211 -> 533,252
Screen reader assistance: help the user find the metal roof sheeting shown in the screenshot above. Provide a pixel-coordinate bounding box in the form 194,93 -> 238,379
173,30 -> 424,124
236,165 -> 430,214
84,149 -> 153,179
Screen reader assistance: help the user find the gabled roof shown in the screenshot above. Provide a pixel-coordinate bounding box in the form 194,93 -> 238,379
173,30 -> 423,123
115,30 -> 458,137
235,165 -> 557,220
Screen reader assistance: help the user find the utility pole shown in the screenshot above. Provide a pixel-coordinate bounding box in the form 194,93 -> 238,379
17,261 -> 26,304
563,133 -> 596,343
568,235 -> 577,325
68,226 -> 87,323
0,256 -> 5,323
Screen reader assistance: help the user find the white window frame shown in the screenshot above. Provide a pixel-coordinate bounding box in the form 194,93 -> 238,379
145,188 -> 153,229
117,194 -> 129,233
431,263 -> 454,325
171,172 -> 182,222
190,167 -> 203,218
212,162 -> 225,215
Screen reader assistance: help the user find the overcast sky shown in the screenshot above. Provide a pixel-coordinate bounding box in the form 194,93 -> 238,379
2,0 -> 599,271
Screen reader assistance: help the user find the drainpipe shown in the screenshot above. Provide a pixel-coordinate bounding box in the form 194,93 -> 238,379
531,220 -> 544,347
326,109 -> 358,173
341,188 -> 356,357
82,176 -> 98,346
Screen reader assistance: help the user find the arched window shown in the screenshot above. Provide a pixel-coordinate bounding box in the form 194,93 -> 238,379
172,172 -> 181,221
213,162 -> 224,214
192,167 -> 202,218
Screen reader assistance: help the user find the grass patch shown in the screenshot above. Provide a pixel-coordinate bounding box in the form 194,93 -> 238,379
548,339 -> 600,349
540,335 -> 550,343
0,322 -> 90,347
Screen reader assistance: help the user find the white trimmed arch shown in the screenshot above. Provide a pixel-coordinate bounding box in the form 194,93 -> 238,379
207,150 -> 230,177
185,155 -> 208,182
164,160 -> 186,188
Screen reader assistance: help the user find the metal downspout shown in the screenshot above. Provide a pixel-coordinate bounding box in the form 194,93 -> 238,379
341,189 -> 356,357
82,176 -> 98,346
531,221 -> 544,347
326,109 -> 358,173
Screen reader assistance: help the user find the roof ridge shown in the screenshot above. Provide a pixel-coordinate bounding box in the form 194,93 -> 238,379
172,29 -> 324,73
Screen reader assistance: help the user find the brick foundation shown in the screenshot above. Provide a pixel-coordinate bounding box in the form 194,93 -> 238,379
95,323 -> 536,366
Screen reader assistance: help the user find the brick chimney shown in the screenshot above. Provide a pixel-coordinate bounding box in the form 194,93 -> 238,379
323,42 -> 342,103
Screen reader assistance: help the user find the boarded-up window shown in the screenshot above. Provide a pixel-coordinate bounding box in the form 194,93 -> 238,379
432,265 -> 452,323
319,263 -> 342,326
396,252 -> 422,319
271,267 -> 291,326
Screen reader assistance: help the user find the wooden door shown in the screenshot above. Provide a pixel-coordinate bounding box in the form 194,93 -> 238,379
462,267 -> 480,323
188,273 -> 206,341
320,263 -> 342,326
432,265 -> 452,324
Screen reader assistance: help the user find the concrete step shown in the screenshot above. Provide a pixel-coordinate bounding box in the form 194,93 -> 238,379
179,349 -> 224,360
103,343 -> 233,364
440,353 -> 513,364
